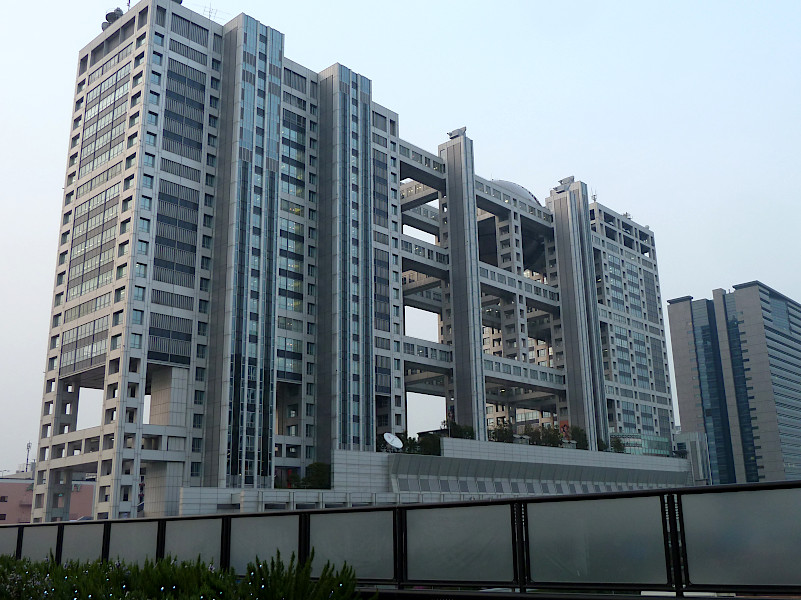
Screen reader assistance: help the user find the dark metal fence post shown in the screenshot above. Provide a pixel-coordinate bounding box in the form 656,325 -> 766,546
396,507 -> 407,589
220,516 -> 232,570
298,512 -> 310,565
15,525 -> 24,560
512,502 -> 527,593
156,519 -> 166,561
101,521 -> 111,562
666,494 -> 685,597
55,524 -> 64,564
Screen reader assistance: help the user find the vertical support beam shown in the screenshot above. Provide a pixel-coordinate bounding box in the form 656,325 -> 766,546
219,515 -> 232,570
297,511 -> 311,566
47,469 -> 74,523
394,506 -> 408,589
15,526 -> 24,560
547,180 -> 607,449
666,494 -> 686,596
55,523 -> 64,564
511,501 -> 528,593
101,521 -> 111,562
439,129 -> 487,440
156,519 -> 166,561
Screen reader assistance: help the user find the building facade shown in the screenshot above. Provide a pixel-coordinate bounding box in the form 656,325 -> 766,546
1,474 -> 94,524
34,0 -> 675,521
668,282 -> 801,484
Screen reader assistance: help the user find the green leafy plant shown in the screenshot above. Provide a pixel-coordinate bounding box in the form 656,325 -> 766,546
0,549 -> 368,599
243,550 -> 366,600
488,422 -> 514,443
300,462 -> 331,489
570,425 -> 589,450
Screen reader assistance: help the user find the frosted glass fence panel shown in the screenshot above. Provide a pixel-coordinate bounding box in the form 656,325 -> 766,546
407,504 -> 514,582
108,520 -> 158,564
62,523 -> 104,563
309,510 -> 393,579
21,525 -> 59,561
164,518 -> 221,564
682,488 -> 801,587
0,527 -> 18,556
528,496 -> 667,585
229,515 -> 299,575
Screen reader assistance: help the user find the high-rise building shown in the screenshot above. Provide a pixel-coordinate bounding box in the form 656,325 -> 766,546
587,202 -> 674,455
33,0 -> 675,521
668,282 -> 801,484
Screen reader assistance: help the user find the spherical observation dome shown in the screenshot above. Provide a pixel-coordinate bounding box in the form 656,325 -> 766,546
491,180 -> 541,206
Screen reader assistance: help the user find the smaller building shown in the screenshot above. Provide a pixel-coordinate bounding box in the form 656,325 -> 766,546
0,473 -> 94,523
179,438 -> 693,514
674,429 -> 711,486
668,282 -> 801,484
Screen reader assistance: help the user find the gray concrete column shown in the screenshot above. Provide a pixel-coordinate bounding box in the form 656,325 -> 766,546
439,129 -> 486,440
547,180 -> 607,449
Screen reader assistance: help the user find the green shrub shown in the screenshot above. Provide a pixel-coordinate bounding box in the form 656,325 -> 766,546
0,550 -> 365,599
0,554 -> 238,599
242,550 -> 367,599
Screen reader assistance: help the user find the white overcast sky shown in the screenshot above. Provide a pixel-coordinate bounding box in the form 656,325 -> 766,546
0,0 -> 799,472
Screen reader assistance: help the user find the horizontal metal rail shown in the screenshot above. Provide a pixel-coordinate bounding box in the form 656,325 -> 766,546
2,480 -> 800,596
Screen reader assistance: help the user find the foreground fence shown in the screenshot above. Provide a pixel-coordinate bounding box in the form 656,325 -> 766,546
2,481 -> 800,595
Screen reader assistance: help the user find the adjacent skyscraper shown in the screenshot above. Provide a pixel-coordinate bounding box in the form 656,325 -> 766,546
33,0 -> 675,521
668,282 -> 801,484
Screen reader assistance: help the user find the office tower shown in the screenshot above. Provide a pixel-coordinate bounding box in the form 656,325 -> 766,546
668,282 -> 801,484
34,0 -> 675,521
587,202 -> 674,455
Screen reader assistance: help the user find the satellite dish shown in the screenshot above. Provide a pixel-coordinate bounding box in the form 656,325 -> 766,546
383,432 -> 403,450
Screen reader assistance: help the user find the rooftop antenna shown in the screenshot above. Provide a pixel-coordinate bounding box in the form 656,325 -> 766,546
197,2 -> 218,21
26,441 -> 32,472
591,188 -> 597,202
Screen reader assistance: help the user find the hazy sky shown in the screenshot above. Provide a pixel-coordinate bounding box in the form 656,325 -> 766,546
0,0 -> 798,472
